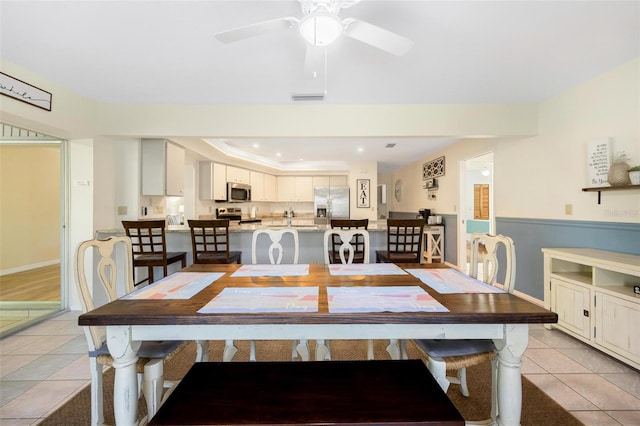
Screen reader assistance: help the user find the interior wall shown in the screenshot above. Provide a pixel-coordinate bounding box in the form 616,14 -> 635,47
0,145 -> 60,273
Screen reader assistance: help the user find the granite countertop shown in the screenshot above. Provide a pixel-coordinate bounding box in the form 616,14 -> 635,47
97,219 -> 390,235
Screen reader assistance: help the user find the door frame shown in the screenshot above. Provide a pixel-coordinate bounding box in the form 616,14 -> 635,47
457,152 -> 494,273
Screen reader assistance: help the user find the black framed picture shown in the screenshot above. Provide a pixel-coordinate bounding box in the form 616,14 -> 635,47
423,156 -> 445,179
357,179 -> 370,208
0,72 -> 52,111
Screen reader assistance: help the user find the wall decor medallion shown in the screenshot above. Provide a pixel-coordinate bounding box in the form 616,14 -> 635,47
356,179 -> 370,208
423,156 -> 445,179
0,72 -> 52,111
394,179 -> 402,202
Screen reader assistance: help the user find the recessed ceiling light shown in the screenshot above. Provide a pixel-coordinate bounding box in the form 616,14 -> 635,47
276,152 -> 281,157
252,143 -> 260,149
357,147 -> 364,153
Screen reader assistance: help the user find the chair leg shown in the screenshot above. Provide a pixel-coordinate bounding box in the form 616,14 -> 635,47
223,339 -> 238,362
458,367 -> 470,397
490,357 -> 498,420
427,357 -> 451,393
385,339 -> 402,359
142,359 -> 164,420
147,266 -> 155,284
249,340 -> 257,362
315,339 -> 330,361
293,339 -> 310,361
367,339 -> 375,360
89,357 -> 104,426
195,340 -> 209,362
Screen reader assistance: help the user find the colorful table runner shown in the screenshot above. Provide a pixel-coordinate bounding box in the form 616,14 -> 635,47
124,272 -> 223,300
231,264 -> 310,277
327,286 -> 448,313
198,287 -> 319,313
328,263 -> 408,276
406,268 -> 503,294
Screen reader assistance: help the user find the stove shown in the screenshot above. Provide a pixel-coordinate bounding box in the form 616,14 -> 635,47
216,207 -> 262,224
216,207 -> 242,220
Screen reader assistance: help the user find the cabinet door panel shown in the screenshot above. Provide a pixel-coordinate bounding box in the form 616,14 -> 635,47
595,292 -> 640,364
551,278 -> 591,339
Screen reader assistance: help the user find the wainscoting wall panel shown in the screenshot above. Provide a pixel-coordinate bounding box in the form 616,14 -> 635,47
496,218 -> 640,300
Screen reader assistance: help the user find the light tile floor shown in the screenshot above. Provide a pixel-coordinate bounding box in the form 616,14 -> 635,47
1,311 -> 639,425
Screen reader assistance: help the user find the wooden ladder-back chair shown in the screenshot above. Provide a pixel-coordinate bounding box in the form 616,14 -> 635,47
122,220 -> 186,285
75,237 -> 204,425
376,219 -> 424,264
412,233 -> 516,423
188,219 -> 242,264
329,219 -> 369,264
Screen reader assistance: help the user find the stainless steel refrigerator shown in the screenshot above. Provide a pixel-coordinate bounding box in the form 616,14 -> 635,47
314,186 -> 350,225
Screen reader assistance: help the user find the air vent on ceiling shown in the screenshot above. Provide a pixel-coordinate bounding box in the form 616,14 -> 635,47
291,93 -> 325,102
385,143 -> 396,148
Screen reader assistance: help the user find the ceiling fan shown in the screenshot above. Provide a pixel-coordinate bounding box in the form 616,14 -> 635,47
214,0 -> 413,81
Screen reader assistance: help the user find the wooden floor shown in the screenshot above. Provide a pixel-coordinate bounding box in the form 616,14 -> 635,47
0,264 -> 60,301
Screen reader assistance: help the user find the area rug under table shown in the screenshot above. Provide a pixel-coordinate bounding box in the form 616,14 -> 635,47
41,340 -> 583,426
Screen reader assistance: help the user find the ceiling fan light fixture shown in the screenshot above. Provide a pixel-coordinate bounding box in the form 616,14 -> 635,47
299,12 -> 342,46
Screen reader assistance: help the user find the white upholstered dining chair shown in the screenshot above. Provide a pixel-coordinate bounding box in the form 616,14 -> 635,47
412,233 -> 516,421
75,236 -> 207,425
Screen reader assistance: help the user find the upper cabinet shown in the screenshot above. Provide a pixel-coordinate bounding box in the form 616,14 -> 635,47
264,173 -> 277,201
313,175 -> 348,187
250,171 -> 265,201
278,176 -> 313,202
141,139 -> 185,196
227,166 -> 250,184
199,161 -> 227,201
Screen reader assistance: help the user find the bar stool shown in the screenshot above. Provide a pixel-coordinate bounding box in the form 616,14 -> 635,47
424,226 -> 444,263
122,220 -> 186,285
188,219 -> 241,264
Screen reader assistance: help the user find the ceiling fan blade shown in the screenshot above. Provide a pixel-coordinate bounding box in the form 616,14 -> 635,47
342,18 -> 413,56
215,17 -> 298,43
304,45 -> 327,79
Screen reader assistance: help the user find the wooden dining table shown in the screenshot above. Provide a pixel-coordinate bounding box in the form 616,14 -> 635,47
79,263 -> 557,426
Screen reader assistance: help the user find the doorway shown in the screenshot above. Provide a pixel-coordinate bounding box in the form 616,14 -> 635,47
0,124 -> 65,337
457,152 -> 494,275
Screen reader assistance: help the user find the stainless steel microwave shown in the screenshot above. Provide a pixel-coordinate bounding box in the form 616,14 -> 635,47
227,182 -> 251,202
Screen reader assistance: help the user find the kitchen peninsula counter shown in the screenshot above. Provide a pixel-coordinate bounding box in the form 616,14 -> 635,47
96,220 -> 390,267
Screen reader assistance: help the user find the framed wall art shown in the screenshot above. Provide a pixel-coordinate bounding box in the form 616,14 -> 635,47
0,72 -> 52,111
423,156 -> 445,179
357,179 -> 370,208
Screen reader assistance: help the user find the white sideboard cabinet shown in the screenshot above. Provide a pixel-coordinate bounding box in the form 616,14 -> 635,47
542,248 -> 640,369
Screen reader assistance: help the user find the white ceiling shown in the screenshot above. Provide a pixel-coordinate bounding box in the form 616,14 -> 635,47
1,0 -> 638,172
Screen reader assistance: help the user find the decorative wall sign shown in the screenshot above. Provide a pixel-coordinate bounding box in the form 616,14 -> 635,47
357,179 -> 370,208
423,156 -> 445,179
586,139 -> 611,187
0,72 -> 52,111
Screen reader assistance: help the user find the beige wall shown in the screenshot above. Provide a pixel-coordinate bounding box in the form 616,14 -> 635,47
391,57 -> 640,224
0,145 -> 61,272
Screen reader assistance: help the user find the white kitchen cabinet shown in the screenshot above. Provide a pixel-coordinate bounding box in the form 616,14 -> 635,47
330,175 -> 348,186
250,171 -> 265,201
313,175 -> 348,187
199,161 -> 227,201
277,176 -> 312,202
264,173 -> 277,201
295,176 -> 313,201
226,166 -> 250,184
277,176 -> 296,202
543,248 -> 640,369
141,139 -> 185,196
